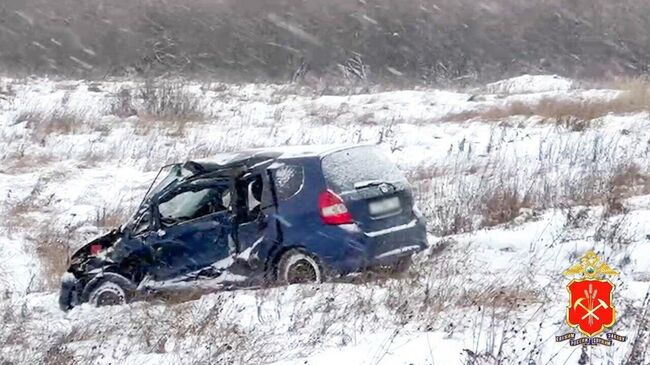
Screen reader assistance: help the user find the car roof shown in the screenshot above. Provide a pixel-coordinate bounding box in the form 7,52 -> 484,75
191,144 -> 360,172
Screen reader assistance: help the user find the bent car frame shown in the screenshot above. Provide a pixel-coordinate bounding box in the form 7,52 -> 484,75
59,144 -> 428,310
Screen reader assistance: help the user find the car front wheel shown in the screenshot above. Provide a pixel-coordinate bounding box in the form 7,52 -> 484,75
88,281 -> 127,306
82,273 -> 135,307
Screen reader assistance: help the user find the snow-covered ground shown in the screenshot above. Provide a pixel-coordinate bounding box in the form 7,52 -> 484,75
1,75 -> 650,364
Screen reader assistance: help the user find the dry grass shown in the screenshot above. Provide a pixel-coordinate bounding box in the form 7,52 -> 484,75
138,80 -> 203,121
603,163 -> 650,217
3,173 -> 130,290
94,206 -> 131,230
409,155 -> 650,236
478,186 -> 531,228
447,79 -> 650,128
2,153 -> 56,174
30,204 -> 131,291
133,80 -> 205,136
30,223 -> 74,290
18,110 -> 87,141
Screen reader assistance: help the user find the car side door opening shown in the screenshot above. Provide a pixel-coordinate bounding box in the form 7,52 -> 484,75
147,179 -> 234,281
233,174 -> 273,263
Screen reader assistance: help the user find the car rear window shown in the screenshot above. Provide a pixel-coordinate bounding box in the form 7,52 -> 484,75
321,146 -> 407,193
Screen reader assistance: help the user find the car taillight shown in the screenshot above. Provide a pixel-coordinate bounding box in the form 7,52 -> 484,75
89,244 -> 102,256
319,190 -> 353,225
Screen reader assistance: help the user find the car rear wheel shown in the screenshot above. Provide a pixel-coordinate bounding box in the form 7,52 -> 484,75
277,249 -> 323,285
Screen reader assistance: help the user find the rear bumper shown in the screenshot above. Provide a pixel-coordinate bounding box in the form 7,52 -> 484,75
318,218 -> 428,275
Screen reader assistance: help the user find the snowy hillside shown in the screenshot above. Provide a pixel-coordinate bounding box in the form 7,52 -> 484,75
1,75 -> 650,364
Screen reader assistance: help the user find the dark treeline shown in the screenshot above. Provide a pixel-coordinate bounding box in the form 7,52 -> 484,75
1,0 -> 650,85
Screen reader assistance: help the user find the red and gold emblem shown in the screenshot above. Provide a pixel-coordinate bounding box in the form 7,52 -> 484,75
566,279 -> 615,337
556,250 -> 627,346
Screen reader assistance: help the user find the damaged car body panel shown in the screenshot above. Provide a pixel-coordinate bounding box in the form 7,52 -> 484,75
60,145 -> 428,310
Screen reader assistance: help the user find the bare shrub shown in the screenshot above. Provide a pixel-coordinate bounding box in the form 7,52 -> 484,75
138,80 -> 203,121
30,223 -> 74,290
110,88 -> 138,118
625,291 -> 650,365
3,152 -> 56,174
450,80 -> 650,127
94,205 -> 131,230
43,339 -> 75,365
603,163 -> 650,217
134,80 -> 204,136
17,110 -> 86,141
479,185 -> 531,228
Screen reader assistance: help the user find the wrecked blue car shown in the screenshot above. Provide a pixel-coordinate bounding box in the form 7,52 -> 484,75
59,144 -> 428,310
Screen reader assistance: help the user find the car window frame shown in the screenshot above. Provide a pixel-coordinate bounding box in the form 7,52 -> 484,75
153,177 -> 234,229
131,204 -> 154,237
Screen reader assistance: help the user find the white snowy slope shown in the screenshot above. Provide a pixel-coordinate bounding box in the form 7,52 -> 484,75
1,75 -> 649,364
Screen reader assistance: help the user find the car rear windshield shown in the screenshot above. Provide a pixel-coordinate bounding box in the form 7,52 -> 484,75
321,146 -> 407,193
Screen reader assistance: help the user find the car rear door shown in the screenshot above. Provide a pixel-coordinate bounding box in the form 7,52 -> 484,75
321,146 -> 417,254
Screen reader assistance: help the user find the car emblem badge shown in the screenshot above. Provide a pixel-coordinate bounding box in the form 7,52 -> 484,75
556,250 -> 627,346
378,183 -> 390,193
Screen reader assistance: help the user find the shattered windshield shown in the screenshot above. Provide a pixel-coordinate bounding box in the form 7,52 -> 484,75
145,164 -> 193,201
127,164 -> 194,229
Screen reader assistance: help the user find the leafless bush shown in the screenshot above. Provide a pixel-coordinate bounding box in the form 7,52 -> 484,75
478,184 -> 531,228
625,290 -> 650,365
94,205 -> 131,230
3,152 -> 56,174
449,80 -> 650,126
138,80 -> 202,121
110,88 -> 138,118
43,339 -> 75,365
16,110 -> 86,141
604,163 -> 650,217
134,80 -> 204,136
30,223 -> 74,290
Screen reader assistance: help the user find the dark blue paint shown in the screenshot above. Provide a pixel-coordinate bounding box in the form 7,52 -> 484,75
61,145 -> 428,309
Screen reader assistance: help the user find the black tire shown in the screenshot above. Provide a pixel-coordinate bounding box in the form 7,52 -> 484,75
81,273 -> 136,307
59,273 -> 80,311
276,249 -> 323,285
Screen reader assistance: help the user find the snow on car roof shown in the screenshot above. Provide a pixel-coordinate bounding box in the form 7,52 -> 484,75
193,144 -> 361,167
246,144 -> 357,158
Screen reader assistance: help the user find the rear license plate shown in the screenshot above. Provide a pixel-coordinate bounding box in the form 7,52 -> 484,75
369,196 -> 401,216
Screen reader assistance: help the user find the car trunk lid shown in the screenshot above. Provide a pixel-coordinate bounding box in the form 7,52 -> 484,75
321,146 -> 415,236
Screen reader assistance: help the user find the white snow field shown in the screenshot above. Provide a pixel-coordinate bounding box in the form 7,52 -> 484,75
1,75 -> 650,364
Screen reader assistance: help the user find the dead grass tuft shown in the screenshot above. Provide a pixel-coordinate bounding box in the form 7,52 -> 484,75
2,153 -> 56,174
94,205 -> 130,230
131,80 -> 205,136
16,110 -> 87,141
479,186 -> 532,228
603,163 -> 650,217
448,79 -> 650,129
138,80 -> 203,122
30,223 -> 74,290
